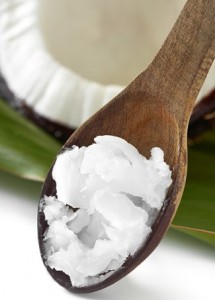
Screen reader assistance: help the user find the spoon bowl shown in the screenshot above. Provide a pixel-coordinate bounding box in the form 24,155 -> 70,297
38,0 -> 215,293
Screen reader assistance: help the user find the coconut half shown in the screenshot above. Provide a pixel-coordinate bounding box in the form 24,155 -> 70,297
0,0 -> 214,136
0,0 -> 123,128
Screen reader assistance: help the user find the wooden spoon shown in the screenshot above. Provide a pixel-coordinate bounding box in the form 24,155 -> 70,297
38,0 -> 215,293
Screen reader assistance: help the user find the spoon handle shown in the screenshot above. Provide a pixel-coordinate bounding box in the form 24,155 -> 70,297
138,0 -> 215,120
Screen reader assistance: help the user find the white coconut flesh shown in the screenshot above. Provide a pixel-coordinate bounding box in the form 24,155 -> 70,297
42,135 -> 172,287
0,0 -> 122,128
0,0 -> 214,129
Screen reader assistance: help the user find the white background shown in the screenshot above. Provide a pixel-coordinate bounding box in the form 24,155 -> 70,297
0,170 -> 214,300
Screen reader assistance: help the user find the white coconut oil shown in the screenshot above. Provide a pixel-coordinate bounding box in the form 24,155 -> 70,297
42,135 -> 172,287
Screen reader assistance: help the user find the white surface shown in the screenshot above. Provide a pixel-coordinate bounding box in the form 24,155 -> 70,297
0,170 -> 214,300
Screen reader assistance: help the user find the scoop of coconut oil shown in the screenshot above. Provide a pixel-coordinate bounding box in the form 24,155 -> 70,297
42,135 -> 172,287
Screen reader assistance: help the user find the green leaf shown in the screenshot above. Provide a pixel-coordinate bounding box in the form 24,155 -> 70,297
0,99 -> 214,246
171,225 -> 215,247
172,131 -> 215,246
0,99 -> 61,181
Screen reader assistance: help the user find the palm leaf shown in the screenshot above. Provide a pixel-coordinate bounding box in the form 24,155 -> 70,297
172,131 -> 215,246
0,99 -> 61,181
0,98 -> 214,246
